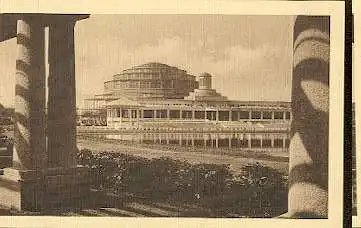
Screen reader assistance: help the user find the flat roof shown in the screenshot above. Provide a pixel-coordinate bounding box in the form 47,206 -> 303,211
0,14 -> 89,42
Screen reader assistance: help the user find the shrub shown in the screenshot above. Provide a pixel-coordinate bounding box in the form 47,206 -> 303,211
76,149 -> 287,217
229,163 -> 288,217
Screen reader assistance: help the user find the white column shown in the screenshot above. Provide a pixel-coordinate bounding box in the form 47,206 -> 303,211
13,17 -> 46,170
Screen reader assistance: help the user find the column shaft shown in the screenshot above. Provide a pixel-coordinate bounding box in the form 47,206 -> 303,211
47,20 -> 77,168
288,16 -> 329,218
13,17 -> 46,170
260,135 -> 263,148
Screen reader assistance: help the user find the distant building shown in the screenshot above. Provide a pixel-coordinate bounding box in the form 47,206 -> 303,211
84,62 -> 199,111
84,62 -> 292,131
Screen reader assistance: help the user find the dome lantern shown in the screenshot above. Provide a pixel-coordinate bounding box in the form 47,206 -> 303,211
198,72 -> 212,90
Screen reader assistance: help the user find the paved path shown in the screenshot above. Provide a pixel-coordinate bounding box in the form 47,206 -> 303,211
77,138 -> 288,175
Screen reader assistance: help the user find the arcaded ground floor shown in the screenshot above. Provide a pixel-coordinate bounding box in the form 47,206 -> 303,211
77,135 -> 289,175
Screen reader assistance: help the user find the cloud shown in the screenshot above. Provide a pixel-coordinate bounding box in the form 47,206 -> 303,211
0,15 -> 294,108
192,44 -> 292,101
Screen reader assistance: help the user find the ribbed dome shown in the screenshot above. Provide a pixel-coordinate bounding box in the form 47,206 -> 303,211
133,62 -> 172,69
199,72 -> 212,78
104,62 -> 199,100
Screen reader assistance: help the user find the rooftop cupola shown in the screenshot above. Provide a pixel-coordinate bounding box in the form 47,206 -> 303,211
198,72 -> 212,90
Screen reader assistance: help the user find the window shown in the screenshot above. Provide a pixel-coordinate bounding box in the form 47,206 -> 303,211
263,111 -> 272,119
182,110 -> 192,119
285,111 -> 291,120
239,111 -> 249,119
273,139 -> 283,148
218,111 -> 229,121
169,110 -> 180,119
143,110 -> 153,118
194,111 -> 204,119
131,110 -> 138,118
251,111 -> 261,119
231,111 -> 238,121
156,110 -> 167,118
274,112 -> 283,120
121,109 -> 129,118
206,111 -> 217,120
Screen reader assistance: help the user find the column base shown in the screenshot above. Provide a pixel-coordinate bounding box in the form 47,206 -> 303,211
0,166 -> 90,212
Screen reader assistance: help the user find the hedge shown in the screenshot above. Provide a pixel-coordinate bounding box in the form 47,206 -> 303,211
76,148 -> 288,217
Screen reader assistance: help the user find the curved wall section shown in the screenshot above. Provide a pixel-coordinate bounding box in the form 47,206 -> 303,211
104,62 -> 198,100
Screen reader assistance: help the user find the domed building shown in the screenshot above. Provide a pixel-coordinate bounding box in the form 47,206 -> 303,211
103,62 -> 198,100
83,62 -> 292,134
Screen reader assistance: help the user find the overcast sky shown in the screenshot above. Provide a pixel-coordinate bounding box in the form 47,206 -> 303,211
0,14 -> 295,108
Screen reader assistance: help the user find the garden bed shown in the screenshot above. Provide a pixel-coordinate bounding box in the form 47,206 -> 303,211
77,149 -> 288,217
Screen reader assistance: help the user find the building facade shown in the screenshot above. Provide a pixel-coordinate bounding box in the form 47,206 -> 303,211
84,62 -> 292,133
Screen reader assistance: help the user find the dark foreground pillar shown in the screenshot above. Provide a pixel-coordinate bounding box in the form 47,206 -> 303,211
48,19 -> 77,168
288,16 -> 329,218
0,15 -> 47,211
44,16 -> 89,209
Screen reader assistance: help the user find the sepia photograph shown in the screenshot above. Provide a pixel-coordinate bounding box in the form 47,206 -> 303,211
0,1 -> 344,228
